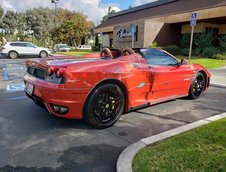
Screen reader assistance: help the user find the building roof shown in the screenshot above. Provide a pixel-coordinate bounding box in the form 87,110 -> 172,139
95,0 -> 226,30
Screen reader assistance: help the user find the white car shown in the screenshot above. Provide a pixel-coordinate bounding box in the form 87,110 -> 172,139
77,45 -> 92,51
53,44 -> 71,52
0,42 -> 51,58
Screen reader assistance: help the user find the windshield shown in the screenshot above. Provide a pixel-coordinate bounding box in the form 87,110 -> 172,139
134,48 -> 179,66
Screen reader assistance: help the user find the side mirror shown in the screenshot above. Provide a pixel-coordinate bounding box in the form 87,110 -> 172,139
180,59 -> 187,65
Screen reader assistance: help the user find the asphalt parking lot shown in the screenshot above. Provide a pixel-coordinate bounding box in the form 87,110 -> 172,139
0,58 -> 226,172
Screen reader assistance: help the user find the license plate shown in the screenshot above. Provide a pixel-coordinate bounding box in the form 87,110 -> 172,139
26,84 -> 34,95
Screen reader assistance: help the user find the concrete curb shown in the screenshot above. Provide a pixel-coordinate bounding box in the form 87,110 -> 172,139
210,83 -> 226,89
116,112 -> 226,172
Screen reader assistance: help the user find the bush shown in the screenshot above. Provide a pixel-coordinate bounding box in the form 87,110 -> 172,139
180,48 -> 189,56
162,45 -> 180,55
181,34 -> 190,48
149,41 -> 158,48
219,35 -> 226,52
180,48 -> 197,56
202,47 -> 220,58
92,46 -> 100,51
213,53 -> 226,60
194,31 -> 215,55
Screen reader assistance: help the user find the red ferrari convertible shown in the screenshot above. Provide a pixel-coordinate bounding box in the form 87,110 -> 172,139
24,48 -> 211,128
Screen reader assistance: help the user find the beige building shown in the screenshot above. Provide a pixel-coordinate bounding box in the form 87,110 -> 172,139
94,0 -> 226,50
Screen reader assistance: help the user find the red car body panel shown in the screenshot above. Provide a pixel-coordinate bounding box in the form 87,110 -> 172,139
24,51 -> 211,119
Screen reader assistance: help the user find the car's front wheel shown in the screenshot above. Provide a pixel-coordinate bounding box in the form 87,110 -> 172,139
189,72 -> 205,99
84,84 -> 125,129
8,51 -> 19,59
39,51 -> 48,58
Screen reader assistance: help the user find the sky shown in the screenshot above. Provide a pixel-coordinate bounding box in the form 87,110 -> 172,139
1,0 -> 158,24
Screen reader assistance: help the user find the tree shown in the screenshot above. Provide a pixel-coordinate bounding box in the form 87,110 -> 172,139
0,10 -> 20,35
25,7 -> 55,41
51,12 -> 89,46
101,7 -> 116,23
16,13 -> 28,40
87,21 -> 95,39
0,5 -> 3,19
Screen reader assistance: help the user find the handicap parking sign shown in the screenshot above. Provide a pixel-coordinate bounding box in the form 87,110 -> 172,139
7,83 -> 25,92
190,12 -> 197,26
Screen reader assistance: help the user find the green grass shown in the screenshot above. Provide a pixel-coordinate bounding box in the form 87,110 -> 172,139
133,118 -> 226,172
177,56 -> 226,69
57,51 -> 97,56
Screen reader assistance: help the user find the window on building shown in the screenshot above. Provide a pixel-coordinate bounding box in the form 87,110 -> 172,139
110,38 -> 113,48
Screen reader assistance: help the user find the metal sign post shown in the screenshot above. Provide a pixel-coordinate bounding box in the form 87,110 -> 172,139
51,0 -> 59,26
189,12 -> 197,63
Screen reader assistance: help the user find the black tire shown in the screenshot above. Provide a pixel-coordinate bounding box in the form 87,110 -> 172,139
39,51 -> 48,58
188,72 -> 205,99
84,84 -> 125,129
8,51 -> 18,59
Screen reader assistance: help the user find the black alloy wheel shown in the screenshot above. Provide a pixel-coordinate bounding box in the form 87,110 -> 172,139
84,84 -> 125,129
189,72 -> 205,99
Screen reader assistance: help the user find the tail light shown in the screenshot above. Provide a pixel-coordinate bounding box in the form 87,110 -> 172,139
25,61 -> 30,67
47,66 -> 56,76
55,68 -> 65,78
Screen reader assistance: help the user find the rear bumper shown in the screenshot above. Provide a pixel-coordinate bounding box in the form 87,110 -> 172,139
24,74 -> 91,119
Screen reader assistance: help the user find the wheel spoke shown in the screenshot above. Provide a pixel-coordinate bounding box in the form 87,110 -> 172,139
114,97 -> 121,104
94,104 -> 103,110
108,110 -> 116,118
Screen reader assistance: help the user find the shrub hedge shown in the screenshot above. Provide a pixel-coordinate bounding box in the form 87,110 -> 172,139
162,45 -> 180,55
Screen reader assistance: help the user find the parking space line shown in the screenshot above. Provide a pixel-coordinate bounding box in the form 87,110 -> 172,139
1,64 -> 6,68
8,96 -> 27,100
3,71 -> 9,80
135,111 -> 190,124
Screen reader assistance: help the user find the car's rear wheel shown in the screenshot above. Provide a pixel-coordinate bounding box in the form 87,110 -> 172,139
8,51 -> 18,59
39,51 -> 48,58
84,84 -> 125,129
189,72 -> 205,99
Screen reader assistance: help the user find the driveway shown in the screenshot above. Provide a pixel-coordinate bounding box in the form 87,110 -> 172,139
0,86 -> 225,172
209,67 -> 226,86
